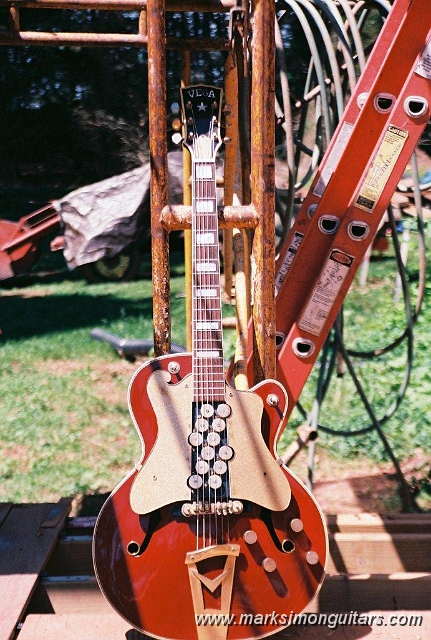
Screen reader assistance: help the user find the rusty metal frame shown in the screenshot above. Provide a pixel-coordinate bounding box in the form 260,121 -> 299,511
0,0 -> 278,382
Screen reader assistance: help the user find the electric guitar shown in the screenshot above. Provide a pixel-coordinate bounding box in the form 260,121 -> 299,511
93,84 -> 328,640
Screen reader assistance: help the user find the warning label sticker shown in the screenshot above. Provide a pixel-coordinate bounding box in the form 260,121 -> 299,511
298,249 -> 354,337
416,38 -> 431,79
275,231 -> 304,295
355,125 -> 408,213
313,122 -> 354,197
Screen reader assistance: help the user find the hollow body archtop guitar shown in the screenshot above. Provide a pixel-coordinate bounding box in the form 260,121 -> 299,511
93,84 -> 328,640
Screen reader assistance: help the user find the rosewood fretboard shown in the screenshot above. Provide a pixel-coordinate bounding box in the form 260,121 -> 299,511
192,160 -> 224,403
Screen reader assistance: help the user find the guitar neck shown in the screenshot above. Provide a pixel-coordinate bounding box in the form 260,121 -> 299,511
192,160 -> 224,403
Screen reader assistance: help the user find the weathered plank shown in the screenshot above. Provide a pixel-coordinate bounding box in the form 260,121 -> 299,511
327,532 -> 431,573
18,613 -> 143,639
0,500 -> 71,640
0,504 -> 12,528
18,611 -> 431,640
317,572 -> 431,612
326,513 -> 431,534
47,514 -> 431,575
37,572 -> 431,616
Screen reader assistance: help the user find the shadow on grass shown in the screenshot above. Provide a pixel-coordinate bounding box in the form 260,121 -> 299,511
1,290 -> 154,341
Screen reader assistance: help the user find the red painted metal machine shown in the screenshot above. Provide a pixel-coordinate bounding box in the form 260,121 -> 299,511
0,204 -> 61,281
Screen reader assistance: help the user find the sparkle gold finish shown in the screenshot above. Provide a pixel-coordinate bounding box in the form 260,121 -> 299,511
130,369 -> 193,514
130,371 -> 291,515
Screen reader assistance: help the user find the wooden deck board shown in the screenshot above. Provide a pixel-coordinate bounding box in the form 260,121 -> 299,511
0,500 -> 71,640
8,510 -> 431,639
0,504 -> 12,528
18,611 -> 431,640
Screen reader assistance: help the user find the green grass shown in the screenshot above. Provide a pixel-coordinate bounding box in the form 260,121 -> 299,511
1,231 -> 430,509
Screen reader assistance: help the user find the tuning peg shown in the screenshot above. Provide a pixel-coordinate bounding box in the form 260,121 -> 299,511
172,132 -> 182,145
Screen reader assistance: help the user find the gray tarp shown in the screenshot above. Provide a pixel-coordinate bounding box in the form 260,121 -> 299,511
52,152 -> 184,269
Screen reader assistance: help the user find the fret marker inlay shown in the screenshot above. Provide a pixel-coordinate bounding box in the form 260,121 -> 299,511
196,262 -> 217,273
196,288 -> 218,297
196,233 -> 215,245
196,200 -> 214,213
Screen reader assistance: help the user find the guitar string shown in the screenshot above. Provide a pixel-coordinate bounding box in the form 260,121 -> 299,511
192,110 -> 205,549
191,99 -> 228,549
194,103 -> 214,549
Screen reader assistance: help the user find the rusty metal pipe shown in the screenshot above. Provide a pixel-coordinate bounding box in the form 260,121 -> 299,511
250,0 -> 276,383
147,0 -> 170,356
0,0 -> 236,11
161,204 -> 259,231
0,31 -> 228,50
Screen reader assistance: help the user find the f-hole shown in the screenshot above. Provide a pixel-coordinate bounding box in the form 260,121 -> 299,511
126,510 -> 161,557
281,539 -> 295,553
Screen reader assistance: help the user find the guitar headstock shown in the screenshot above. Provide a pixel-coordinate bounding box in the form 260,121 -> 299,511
180,84 -> 223,161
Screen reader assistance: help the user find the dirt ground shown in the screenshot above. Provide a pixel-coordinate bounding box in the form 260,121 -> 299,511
288,446 -> 430,514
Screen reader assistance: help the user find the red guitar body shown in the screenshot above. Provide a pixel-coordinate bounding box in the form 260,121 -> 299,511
93,353 -> 327,640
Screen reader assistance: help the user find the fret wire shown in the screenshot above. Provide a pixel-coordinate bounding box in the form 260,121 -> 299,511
192,157 -> 225,404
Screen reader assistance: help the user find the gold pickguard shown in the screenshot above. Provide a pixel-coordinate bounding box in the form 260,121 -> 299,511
130,369 -> 291,515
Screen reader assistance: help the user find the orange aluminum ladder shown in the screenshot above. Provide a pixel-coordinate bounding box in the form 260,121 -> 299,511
246,0 -> 431,425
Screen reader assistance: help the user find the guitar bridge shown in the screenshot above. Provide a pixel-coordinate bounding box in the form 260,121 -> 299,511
181,500 -> 243,517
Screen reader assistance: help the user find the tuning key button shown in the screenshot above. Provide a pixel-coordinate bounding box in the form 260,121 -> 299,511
243,530 -> 258,545
212,417 -> 226,432
290,518 -> 304,533
216,403 -> 231,418
306,551 -> 320,565
207,431 -> 221,447
218,445 -> 234,461
188,432 -> 203,447
262,557 -> 277,572
195,460 -> 209,475
201,404 -> 215,418
213,460 -> 227,475
188,475 -> 203,490
195,417 -> 209,433
201,446 -> 215,461
208,474 -> 222,490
